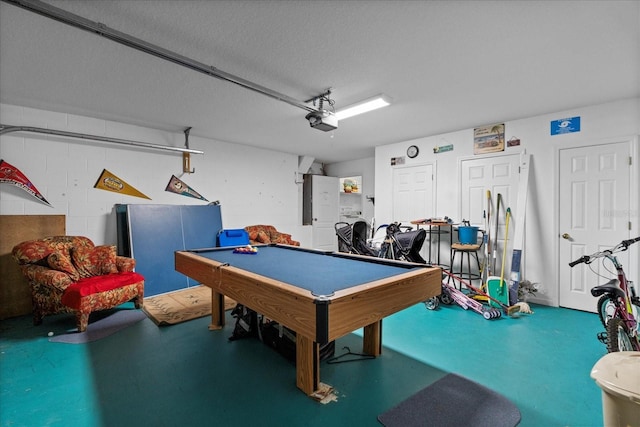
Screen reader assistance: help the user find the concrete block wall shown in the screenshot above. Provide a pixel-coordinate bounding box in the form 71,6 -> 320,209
0,103 -> 308,247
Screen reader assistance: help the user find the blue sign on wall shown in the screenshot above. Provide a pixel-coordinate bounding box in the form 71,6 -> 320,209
551,116 -> 581,135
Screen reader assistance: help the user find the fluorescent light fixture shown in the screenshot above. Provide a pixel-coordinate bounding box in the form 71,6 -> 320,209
334,94 -> 392,120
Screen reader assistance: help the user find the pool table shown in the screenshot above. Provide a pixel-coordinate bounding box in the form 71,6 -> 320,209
175,244 -> 441,396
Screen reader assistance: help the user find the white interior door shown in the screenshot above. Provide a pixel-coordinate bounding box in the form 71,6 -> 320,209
559,141 -> 631,312
392,164 -> 435,225
460,154 -> 519,226
392,164 -> 435,262
459,154 -> 520,275
311,175 -> 340,251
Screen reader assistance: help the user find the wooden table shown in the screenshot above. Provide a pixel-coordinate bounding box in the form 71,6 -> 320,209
410,220 -> 455,268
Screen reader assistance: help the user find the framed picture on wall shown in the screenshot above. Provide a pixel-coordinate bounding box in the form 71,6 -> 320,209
473,123 -> 505,155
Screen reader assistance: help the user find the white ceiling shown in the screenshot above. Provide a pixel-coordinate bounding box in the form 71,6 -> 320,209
1,0 -> 639,163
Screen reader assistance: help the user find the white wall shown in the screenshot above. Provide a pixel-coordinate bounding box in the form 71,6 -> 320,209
325,156 -> 375,225
373,97 -> 640,306
4,99 -> 638,306
0,103 -> 311,247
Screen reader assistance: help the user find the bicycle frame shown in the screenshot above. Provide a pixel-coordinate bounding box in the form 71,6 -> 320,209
570,237 -> 640,352
592,256 -> 635,313
591,255 -> 638,337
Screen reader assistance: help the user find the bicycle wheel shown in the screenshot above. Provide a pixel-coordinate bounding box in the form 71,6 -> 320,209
605,318 -> 636,352
597,295 -> 616,328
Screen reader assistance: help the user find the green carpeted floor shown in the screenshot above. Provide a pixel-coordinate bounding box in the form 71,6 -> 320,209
1,301 -> 606,426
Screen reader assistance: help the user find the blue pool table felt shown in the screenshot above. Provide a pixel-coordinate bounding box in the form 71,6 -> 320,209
193,245 -> 422,297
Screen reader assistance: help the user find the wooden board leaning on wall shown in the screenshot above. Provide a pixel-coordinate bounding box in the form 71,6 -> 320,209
0,215 -> 65,319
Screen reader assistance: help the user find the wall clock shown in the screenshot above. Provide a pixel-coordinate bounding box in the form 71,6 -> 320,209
407,145 -> 419,158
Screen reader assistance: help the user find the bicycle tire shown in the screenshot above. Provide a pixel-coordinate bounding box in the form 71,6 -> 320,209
597,296 -> 640,328
596,295 -> 615,328
605,317 -> 637,352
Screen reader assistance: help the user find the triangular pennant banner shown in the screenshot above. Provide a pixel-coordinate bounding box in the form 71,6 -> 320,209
0,159 -> 52,206
165,175 -> 208,201
94,169 -> 151,199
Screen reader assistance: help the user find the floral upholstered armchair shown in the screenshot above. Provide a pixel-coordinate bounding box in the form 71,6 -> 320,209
12,236 -> 144,332
244,225 -> 300,246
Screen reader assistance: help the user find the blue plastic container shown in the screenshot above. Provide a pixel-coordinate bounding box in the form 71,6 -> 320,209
458,226 -> 478,244
218,229 -> 249,247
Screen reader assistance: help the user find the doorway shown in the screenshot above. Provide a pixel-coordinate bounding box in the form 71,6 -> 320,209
392,163 -> 435,262
303,175 -> 340,251
558,139 -> 634,312
392,163 -> 435,224
459,154 -> 521,276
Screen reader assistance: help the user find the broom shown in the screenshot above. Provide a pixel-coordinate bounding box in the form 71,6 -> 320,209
487,207 -> 511,308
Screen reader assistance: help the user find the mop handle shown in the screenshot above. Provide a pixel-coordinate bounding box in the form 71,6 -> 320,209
499,208 -> 511,282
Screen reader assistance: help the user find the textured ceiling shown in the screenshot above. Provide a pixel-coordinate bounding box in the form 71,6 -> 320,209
1,0 -> 639,163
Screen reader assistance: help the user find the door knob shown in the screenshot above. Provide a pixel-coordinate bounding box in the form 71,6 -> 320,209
562,233 -> 571,240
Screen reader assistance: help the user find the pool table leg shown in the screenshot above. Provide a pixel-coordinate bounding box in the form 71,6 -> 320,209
362,320 -> 383,356
296,334 -> 320,395
208,288 -> 225,331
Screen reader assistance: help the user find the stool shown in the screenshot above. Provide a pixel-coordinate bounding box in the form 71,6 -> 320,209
448,228 -> 484,289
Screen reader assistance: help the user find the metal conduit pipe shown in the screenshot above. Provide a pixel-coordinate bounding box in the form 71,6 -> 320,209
2,0 -> 318,114
0,124 -> 204,155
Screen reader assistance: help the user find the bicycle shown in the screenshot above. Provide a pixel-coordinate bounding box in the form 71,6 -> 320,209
569,236 -> 640,352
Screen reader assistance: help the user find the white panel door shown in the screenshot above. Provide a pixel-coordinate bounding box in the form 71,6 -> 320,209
392,164 -> 435,262
311,175 -> 340,251
460,155 -> 519,226
559,142 -> 631,312
392,164 -> 435,225
459,155 -> 520,275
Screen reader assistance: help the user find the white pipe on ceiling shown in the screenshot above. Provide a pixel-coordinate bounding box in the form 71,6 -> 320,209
0,124 -> 204,155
